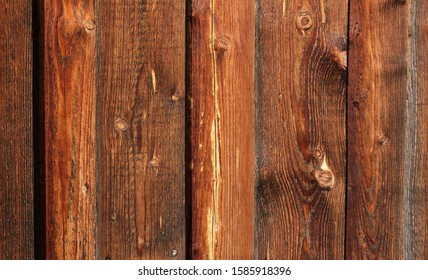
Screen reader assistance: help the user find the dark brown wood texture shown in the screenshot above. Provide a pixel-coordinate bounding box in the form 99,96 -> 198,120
2,0 -> 428,260
256,0 -> 348,259
411,0 -> 428,259
0,0 -> 33,259
189,0 -> 255,259
346,0 -> 428,259
96,0 -> 186,259
42,0 -> 96,259
347,0 -> 405,259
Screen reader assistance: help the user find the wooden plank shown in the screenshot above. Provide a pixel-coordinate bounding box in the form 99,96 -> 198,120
0,0 -> 33,260
96,0 -> 186,259
256,0 -> 348,259
346,0 -> 412,259
411,0 -> 428,259
189,0 -> 256,259
42,0 -> 96,259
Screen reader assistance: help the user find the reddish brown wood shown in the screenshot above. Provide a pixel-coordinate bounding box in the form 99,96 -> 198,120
96,0 -> 186,259
256,0 -> 348,259
189,0 -> 256,259
42,0 -> 96,259
347,0 -> 428,260
3,0 -> 428,261
0,0 -> 33,260
347,0 -> 409,259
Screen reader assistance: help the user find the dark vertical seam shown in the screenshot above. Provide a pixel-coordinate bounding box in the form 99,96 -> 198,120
93,0 -> 99,260
184,0 -> 193,260
32,0 -> 47,260
254,0 -> 260,260
344,0 -> 351,260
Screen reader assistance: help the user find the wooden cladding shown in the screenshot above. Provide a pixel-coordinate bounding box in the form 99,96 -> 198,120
189,0 -> 255,259
256,0 -> 347,259
0,0 -> 427,259
0,0 -> 33,259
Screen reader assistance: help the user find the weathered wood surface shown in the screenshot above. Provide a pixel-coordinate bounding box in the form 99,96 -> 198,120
3,0 -> 428,261
42,0 -> 96,259
189,0 -> 256,259
347,0 -> 428,259
256,0 -> 348,259
0,0 -> 34,260
411,0 -> 428,259
96,0 -> 186,259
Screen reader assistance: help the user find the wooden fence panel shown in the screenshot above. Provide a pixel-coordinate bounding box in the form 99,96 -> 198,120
3,0 -> 428,261
0,0 -> 33,260
96,0 -> 186,259
256,0 -> 348,259
189,0 -> 256,259
347,0 -> 411,259
41,0 -> 96,259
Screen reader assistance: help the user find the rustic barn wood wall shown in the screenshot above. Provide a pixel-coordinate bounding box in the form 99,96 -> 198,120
0,0 -> 427,260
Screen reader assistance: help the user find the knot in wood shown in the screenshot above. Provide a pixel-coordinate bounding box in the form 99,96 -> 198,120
312,170 -> 334,189
114,118 -> 128,132
296,13 -> 313,31
313,149 -> 323,159
214,37 -> 231,53
171,89 -> 182,102
149,157 -> 159,167
83,20 -> 96,31
171,94 -> 180,102
81,183 -> 89,193
312,145 -> 325,166
376,131 -> 389,146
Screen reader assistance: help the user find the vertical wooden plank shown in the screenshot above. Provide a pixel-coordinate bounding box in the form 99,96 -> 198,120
412,0 -> 428,259
346,0 -> 411,259
348,0 -> 428,260
96,1 -> 186,259
256,0 -> 348,259
42,0 -> 96,259
189,0 -> 256,259
0,0 -> 33,260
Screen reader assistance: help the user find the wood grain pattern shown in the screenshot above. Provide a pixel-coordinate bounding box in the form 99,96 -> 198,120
411,0 -> 428,259
42,0 -> 96,259
256,0 -> 348,259
189,0 -> 255,259
96,0 -> 186,259
2,0 -> 428,261
346,0 -> 412,259
347,0 -> 428,260
0,0 -> 33,260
